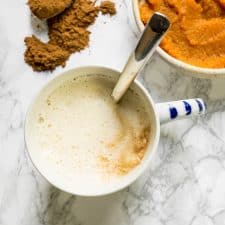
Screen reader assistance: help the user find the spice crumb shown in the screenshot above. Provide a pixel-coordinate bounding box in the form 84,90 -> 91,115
100,1 -> 116,15
38,115 -> 45,123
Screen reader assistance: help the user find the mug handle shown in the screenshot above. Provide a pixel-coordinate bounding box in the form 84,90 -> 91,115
155,98 -> 206,124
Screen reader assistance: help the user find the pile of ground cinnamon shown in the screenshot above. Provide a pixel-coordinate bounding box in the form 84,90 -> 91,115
24,0 -> 116,72
24,36 -> 70,71
28,0 -> 72,20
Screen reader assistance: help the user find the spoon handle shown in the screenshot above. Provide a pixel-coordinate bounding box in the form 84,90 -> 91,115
112,12 -> 170,102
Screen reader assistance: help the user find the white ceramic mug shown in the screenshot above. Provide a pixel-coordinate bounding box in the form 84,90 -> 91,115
25,66 -> 206,196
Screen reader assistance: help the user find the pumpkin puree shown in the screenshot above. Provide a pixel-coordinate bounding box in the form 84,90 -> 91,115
140,0 -> 225,68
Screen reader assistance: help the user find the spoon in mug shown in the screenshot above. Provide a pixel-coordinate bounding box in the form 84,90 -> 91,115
112,12 -> 170,102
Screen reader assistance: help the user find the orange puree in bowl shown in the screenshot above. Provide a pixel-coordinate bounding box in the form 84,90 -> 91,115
140,0 -> 225,68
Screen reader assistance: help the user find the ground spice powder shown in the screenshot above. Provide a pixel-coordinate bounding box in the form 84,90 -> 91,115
48,0 -> 99,53
28,0 -> 72,20
24,0 -> 116,72
24,35 -> 70,71
99,1 -> 116,15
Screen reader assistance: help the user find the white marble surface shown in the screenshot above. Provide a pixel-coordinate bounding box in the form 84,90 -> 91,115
1,0 -> 225,224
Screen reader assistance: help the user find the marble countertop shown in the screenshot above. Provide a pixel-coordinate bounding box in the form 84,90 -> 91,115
1,0 -> 225,224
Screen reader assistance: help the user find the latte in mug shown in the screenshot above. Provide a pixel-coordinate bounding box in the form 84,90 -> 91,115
26,74 -> 151,193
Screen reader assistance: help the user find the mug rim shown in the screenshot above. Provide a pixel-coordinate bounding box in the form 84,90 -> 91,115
24,66 -> 160,196
132,0 -> 225,78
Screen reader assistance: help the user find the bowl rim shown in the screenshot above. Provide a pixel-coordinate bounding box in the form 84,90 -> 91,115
132,0 -> 225,78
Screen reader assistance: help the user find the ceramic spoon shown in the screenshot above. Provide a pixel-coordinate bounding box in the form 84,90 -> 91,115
112,12 -> 170,102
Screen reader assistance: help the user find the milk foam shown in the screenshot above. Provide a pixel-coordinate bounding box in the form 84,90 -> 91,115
27,75 -> 151,193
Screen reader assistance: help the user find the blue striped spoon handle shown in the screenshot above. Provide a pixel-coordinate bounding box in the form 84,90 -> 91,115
156,98 -> 206,124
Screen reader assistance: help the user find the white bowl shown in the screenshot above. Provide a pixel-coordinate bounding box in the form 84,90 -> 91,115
132,0 -> 225,78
